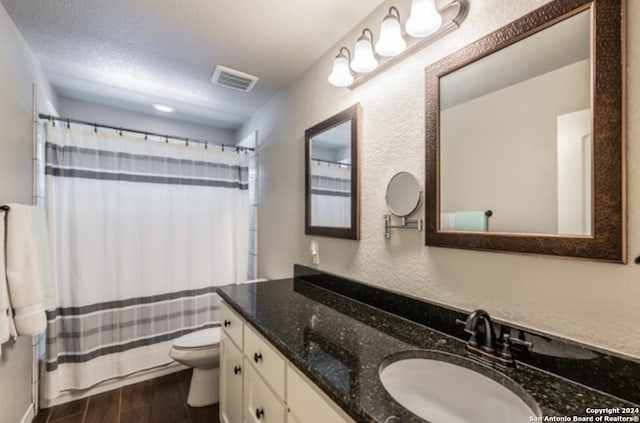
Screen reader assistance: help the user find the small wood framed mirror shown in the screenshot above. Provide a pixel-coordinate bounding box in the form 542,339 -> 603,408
305,104 -> 361,240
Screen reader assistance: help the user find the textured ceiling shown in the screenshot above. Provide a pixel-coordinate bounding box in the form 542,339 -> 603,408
1,0 -> 386,129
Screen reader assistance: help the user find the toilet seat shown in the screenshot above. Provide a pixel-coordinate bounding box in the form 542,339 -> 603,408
173,327 -> 220,350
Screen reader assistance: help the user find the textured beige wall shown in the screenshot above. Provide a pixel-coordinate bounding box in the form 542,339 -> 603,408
239,0 -> 640,359
0,3 -> 58,422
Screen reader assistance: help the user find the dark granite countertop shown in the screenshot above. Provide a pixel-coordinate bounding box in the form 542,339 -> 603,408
217,275 -> 640,423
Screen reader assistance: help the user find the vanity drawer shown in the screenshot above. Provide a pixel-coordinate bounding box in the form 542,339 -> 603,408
220,301 -> 244,349
244,323 -> 286,399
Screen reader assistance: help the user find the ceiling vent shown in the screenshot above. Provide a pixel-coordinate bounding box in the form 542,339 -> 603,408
211,65 -> 259,92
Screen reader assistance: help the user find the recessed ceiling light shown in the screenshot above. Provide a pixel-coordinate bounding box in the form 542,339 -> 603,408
152,104 -> 174,113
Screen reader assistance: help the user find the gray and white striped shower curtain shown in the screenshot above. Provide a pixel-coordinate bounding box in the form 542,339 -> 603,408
41,122 -> 248,403
310,162 -> 351,227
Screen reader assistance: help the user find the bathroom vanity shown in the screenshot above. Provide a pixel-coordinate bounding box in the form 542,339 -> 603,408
219,298 -> 354,423
217,266 -> 640,422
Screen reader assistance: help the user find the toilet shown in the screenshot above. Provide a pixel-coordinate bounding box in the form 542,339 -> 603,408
169,327 -> 221,407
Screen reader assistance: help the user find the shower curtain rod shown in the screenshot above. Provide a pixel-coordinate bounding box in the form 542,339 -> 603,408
38,113 -> 255,152
312,158 -> 351,167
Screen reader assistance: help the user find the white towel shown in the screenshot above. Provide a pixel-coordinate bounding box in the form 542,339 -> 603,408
0,209 -> 17,355
4,204 -> 48,336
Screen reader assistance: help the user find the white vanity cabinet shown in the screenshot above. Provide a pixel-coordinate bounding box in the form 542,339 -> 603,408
219,301 -> 354,423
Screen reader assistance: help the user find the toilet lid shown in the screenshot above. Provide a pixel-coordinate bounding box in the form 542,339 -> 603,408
173,328 -> 220,349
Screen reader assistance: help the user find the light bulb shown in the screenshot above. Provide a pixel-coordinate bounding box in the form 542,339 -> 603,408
375,7 -> 407,57
328,49 -> 354,87
350,29 -> 378,73
406,0 -> 443,37
152,104 -> 174,113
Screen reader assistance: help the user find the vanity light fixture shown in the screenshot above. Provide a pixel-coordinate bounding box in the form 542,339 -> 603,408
375,7 -> 407,57
328,47 -> 354,87
406,0 -> 443,37
350,29 -> 378,73
328,0 -> 468,89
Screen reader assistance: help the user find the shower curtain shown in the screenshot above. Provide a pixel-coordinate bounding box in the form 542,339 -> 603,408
41,122 -> 248,401
310,162 -> 351,227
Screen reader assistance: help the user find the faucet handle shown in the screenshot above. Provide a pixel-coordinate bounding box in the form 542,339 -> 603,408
500,334 -> 533,360
502,333 -> 533,349
455,318 -> 473,334
499,333 -> 533,362
455,318 -> 479,347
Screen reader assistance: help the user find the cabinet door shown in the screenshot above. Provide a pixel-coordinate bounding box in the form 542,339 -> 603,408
243,358 -> 285,423
220,336 -> 244,423
286,365 -> 352,423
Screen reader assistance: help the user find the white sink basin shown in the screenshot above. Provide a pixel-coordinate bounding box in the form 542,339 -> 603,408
379,351 -> 541,423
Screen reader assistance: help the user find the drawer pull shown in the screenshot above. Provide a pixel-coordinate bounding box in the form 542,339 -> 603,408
223,319 -> 231,327
253,352 -> 263,363
233,366 -> 241,375
255,408 -> 265,419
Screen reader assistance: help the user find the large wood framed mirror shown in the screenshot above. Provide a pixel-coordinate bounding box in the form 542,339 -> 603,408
305,104 -> 361,239
425,0 -> 626,262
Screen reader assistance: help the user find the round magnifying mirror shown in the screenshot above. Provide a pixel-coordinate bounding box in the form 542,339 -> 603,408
385,171 -> 422,217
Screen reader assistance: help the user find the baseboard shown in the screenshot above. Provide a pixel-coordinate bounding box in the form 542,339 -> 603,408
20,403 -> 35,423
40,362 -> 188,409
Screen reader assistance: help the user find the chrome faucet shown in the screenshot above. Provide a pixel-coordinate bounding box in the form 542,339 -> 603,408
456,309 -> 532,368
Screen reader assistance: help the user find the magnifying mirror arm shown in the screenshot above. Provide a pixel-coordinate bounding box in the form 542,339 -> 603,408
384,214 -> 424,239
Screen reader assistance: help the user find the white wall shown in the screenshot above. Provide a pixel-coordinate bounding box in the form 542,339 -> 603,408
57,97 -> 236,145
0,4 -> 58,422
238,0 -> 640,359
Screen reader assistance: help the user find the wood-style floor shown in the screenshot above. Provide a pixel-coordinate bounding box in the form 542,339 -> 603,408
33,370 -> 220,423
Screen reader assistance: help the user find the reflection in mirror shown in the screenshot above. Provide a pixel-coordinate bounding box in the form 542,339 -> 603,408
440,10 -> 591,235
305,104 -> 360,240
310,120 -> 352,227
425,0 -> 625,262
